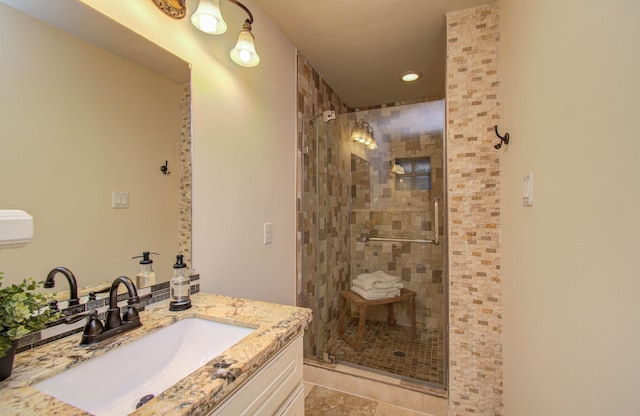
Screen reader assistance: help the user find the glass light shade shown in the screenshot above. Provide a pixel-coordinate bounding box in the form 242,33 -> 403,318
351,128 -> 364,142
230,29 -> 260,67
391,161 -> 405,175
191,0 -> 227,35
368,141 -> 378,150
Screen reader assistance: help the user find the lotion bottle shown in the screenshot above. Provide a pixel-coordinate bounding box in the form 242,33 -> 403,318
132,251 -> 158,289
169,254 -> 191,311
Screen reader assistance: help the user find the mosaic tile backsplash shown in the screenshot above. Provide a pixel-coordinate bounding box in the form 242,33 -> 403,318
178,83 -> 193,267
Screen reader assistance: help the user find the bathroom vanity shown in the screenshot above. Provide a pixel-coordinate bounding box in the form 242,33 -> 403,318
0,293 -> 312,415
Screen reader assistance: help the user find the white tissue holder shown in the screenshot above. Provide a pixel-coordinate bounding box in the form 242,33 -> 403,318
0,210 -> 34,248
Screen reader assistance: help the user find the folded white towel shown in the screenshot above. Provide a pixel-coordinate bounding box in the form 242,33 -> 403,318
352,279 -> 403,291
351,285 -> 400,300
373,280 -> 403,290
354,271 -> 400,288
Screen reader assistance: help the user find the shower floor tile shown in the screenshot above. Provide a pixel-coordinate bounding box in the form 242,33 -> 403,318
327,318 -> 445,387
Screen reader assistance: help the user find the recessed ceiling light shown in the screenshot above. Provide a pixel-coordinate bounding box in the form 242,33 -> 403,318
401,71 -> 422,82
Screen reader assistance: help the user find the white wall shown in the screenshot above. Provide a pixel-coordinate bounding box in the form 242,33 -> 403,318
64,0 -> 298,304
499,0 -> 640,414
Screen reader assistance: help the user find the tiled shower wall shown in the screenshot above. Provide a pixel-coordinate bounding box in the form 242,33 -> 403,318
349,103 -> 445,331
446,4 -> 503,415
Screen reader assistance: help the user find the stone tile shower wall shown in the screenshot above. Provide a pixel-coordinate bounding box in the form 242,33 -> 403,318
297,53 -> 350,356
349,103 -> 445,331
446,4 -> 503,415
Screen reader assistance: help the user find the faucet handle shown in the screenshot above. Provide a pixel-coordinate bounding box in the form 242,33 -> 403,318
122,305 -> 140,323
65,310 -> 105,338
83,310 -> 104,336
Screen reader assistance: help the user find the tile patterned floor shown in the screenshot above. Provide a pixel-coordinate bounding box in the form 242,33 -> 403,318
326,318 -> 445,387
304,385 -> 433,416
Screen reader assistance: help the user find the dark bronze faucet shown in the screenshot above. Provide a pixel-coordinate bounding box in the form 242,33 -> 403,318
66,276 -> 151,345
44,267 -> 80,306
105,276 -> 142,330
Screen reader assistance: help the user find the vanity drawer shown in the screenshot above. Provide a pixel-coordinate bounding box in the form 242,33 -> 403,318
210,335 -> 303,416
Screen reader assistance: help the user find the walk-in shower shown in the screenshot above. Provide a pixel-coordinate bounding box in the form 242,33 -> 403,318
301,100 -> 447,389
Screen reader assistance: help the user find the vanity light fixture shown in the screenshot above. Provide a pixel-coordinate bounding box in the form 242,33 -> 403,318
401,71 -> 422,82
191,0 -> 260,67
351,120 -> 378,150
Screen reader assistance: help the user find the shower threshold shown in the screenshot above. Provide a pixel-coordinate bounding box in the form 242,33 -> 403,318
303,358 -> 448,415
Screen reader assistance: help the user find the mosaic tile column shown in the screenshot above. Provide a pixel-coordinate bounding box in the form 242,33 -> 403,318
178,83 -> 192,267
446,4 -> 503,415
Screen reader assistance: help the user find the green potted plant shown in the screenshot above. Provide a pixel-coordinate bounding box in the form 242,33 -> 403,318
0,272 -> 59,381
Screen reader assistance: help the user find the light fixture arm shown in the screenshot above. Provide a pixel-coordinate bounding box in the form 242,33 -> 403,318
225,0 -> 254,25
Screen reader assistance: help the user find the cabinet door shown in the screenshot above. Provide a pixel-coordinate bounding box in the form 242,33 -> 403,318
210,335 -> 303,416
276,384 -> 304,416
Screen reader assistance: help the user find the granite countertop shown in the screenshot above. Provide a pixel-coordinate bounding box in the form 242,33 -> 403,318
0,293 -> 312,415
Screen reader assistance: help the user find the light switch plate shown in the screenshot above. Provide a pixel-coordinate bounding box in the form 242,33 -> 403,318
522,173 -> 533,207
264,223 -> 273,244
112,191 -> 129,209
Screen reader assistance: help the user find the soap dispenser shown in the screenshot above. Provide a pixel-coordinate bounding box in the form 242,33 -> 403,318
132,251 -> 158,289
169,254 -> 191,311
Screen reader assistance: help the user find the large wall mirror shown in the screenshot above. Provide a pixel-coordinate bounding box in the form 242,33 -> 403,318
0,0 -> 192,295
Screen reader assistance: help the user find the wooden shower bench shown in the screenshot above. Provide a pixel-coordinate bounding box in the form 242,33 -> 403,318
338,288 -> 417,352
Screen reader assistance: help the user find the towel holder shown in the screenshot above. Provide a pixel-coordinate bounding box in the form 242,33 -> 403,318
359,198 -> 439,245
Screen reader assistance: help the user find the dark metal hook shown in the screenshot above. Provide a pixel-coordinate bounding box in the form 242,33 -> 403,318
494,125 -> 510,149
160,160 -> 170,175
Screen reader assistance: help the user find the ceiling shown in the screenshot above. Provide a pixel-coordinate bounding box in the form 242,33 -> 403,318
4,0 -> 490,109
252,0 -> 491,108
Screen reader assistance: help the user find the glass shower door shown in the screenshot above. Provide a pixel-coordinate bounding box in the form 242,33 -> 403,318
301,115 -> 331,359
301,100 -> 447,389
340,101 -> 446,387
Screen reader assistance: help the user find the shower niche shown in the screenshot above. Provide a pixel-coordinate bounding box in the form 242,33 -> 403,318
301,100 -> 447,388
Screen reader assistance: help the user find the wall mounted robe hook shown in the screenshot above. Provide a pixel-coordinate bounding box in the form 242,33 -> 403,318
494,125 -> 510,149
160,160 -> 171,175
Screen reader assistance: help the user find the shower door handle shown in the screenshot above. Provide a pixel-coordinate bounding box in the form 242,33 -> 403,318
434,198 -> 440,245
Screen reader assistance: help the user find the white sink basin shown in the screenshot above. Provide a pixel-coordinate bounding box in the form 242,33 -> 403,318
34,318 -> 255,416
